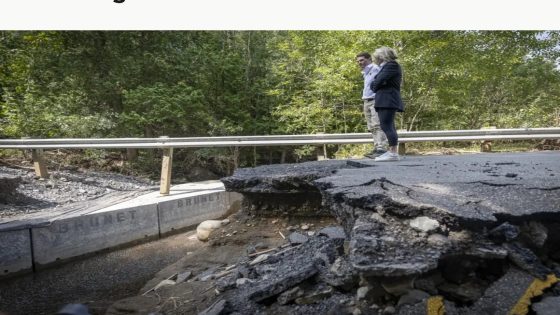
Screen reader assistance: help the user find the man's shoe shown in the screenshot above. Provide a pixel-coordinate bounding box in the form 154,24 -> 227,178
365,149 -> 386,159
374,152 -> 400,162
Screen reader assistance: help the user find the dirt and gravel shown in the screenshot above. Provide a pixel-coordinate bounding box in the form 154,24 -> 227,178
0,164 -> 157,220
104,212 -> 338,315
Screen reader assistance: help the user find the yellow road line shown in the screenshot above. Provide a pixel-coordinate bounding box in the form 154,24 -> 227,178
427,295 -> 445,315
509,273 -> 558,315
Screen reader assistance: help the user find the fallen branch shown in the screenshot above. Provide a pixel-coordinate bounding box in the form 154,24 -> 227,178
142,273 -> 178,296
248,246 -> 281,258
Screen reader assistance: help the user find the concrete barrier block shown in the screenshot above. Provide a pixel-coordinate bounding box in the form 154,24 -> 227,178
150,181 -> 236,234
0,228 -> 32,277
31,203 -> 159,267
158,191 -> 229,234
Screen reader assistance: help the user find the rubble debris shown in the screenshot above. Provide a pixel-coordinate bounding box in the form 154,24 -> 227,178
202,153 -> 560,314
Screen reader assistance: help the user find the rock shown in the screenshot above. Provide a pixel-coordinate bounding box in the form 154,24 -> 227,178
236,278 -> 254,287
83,177 -> 96,184
197,220 -> 224,241
221,218 -> 230,225
520,221 -> 548,248
324,257 -> 358,291
397,289 -> 430,306
153,279 -> 175,291
247,263 -> 318,302
176,270 -> 192,284
288,232 -> 309,245
382,305 -> 396,314
198,299 -> 226,315
532,296 -> 560,315
409,216 -> 440,232
318,226 -> 346,240
370,213 -> 388,224
301,224 -> 310,230
277,286 -> 304,305
380,276 -> 415,296
488,222 -> 519,243
255,242 -> 268,250
249,254 -> 269,265
437,281 -> 484,303
216,272 -> 238,291
427,234 -> 450,247
356,286 -> 370,300
196,268 -> 217,281
294,286 -> 333,304
466,244 -> 508,259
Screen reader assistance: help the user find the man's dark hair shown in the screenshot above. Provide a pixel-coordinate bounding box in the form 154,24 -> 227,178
356,52 -> 371,59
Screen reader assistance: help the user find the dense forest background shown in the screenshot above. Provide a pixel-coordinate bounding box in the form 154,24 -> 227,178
1,31 -> 559,178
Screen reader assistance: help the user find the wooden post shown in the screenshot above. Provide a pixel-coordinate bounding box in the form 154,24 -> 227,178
398,143 -> 406,155
126,148 -> 138,161
397,129 -> 407,156
280,149 -> 287,164
316,145 -> 327,161
480,126 -> 496,152
32,149 -> 49,179
316,132 -> 327,161
159,137 -> 173,196
160,148 -> 173,195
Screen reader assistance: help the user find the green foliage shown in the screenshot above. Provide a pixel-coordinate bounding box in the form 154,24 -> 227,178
1,30 -> 559,167
119,82 -> 207,136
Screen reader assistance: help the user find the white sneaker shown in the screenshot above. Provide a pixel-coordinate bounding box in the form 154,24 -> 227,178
374,152 -> 400,162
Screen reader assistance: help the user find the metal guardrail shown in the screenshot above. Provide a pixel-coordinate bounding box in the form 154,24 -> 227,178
1,128 -> 559,149
1,128 -> 559,194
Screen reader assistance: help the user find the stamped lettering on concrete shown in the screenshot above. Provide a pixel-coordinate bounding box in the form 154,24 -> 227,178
159,192 -> 227,234
32,204 -> 158,266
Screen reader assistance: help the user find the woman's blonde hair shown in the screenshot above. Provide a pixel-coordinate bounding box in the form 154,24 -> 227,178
373,47 -> 398,63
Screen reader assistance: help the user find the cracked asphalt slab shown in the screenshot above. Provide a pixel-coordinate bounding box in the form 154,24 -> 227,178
316,152 -> 559,228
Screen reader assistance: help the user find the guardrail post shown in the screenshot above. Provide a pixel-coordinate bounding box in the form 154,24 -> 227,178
159,137 -> 173,196
316,133 -> 327,161
398,143 -> 406,155
316,145 -> 327,161
397,130 -> 407,155
126,148 -> 138,161
280,149 -> 287,164
481,126 -> 496,152
32,149 -> 49,179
